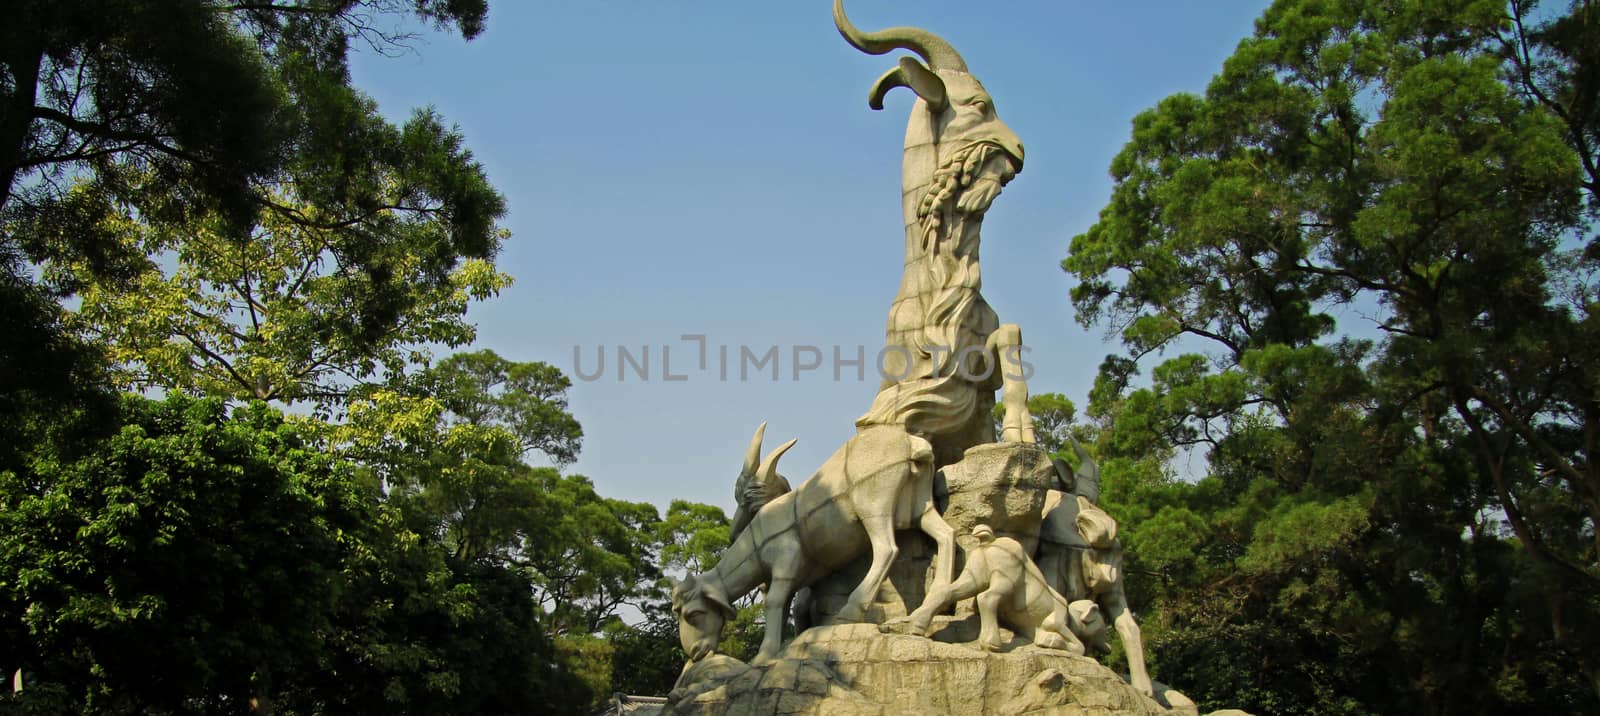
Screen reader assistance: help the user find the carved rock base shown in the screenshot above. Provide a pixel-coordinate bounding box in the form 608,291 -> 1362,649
663,623 -> 1195,716
938,442 -> 1057,556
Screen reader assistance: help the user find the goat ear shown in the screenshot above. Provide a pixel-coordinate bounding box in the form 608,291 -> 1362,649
869,56 -> 947,112
704,581 -> 737,621
1070,440 -> 1101,503
1050,457 -> 1074,492
670,574 -> 693,611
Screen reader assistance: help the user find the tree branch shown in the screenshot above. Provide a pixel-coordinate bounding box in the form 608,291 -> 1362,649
1291,260 -> 1394,294
1452,393 -> 1598,588
1178,320 -> 1243,359
175,329 -> 257,398
0,44 -> 45,210
219,2 -> 341,14
1464,383 -> 1588,488
185,307 -> 251,344
259,194 -> 441,231
30,106 -> 201,164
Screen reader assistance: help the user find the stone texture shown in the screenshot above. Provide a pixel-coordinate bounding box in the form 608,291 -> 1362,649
663,624 -> 1170,716
939,442 -> 1056,555
899,525 -> 1103,655
803,441 -> 1055,625
672,424 -> 957,662
1152,683 -> 1199,716
802,528 -> 935,625
838,0 -> 1033,467
729,422 -> 795,545
1034,490 -> 1152,697
1039,489 -> 1090,550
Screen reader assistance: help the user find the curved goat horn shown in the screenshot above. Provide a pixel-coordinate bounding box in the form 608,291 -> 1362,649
869,56 -> 947,111
834,0 -> 968,73
742,422 -> 767,476
758,438 -> 798,482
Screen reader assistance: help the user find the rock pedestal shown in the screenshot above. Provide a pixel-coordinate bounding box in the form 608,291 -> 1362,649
938,442 -> 1057,555
662,623 -> 1179,716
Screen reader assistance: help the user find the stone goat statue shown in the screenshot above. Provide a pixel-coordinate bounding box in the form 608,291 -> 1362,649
1037,447 -> 1152,697
672,423 -> 957,664
835,0 -> 1035,466
892,524 -> 1105,656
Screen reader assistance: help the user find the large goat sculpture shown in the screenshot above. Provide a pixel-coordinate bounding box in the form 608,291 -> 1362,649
671,1 -> 1033,668
836,0 -> 1036,467
672,423 -> 956,664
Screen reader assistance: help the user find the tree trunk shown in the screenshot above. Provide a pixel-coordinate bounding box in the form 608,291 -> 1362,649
0,43 -> 44,212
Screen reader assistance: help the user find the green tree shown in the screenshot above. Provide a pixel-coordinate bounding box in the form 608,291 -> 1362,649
2,0 -> 505,422
602,499 -> 766,700
291,534 -> 593,715
1,395 -> 368,712
993,392 -> 1086,456
1065,0 -> 1600,712
378,351 -> 588,566
604,610 -> 685,698
520,474 -> 664,636
3,0 -> 499,288
0,394 -> 590,715
657,499 -> 733,575
412,349 -> 584,465
62,196 -> 511,408
413,433 -> 547,562
341,350 -> 655,712
0,270 -> 115,474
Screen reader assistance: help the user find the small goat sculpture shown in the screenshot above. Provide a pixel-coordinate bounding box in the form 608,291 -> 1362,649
672,423 -> 956,664
893,524 -> 1104,657
835,0 -> 1036,466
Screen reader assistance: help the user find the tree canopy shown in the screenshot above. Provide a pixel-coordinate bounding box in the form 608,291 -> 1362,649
1065,0 -> 1600,712
1,0 -> 506,428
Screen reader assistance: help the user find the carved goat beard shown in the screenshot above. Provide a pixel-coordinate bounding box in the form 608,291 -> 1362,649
915,140 -> 1015,256
905,140 -> 1016,379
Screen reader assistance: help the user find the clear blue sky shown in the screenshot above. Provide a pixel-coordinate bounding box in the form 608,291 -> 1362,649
348,1 -> 1273,513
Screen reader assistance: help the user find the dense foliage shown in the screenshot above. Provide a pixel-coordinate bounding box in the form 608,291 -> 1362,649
1066,0 -> 1600,713
0,396 -> 592,714
0,2 -> 723,714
